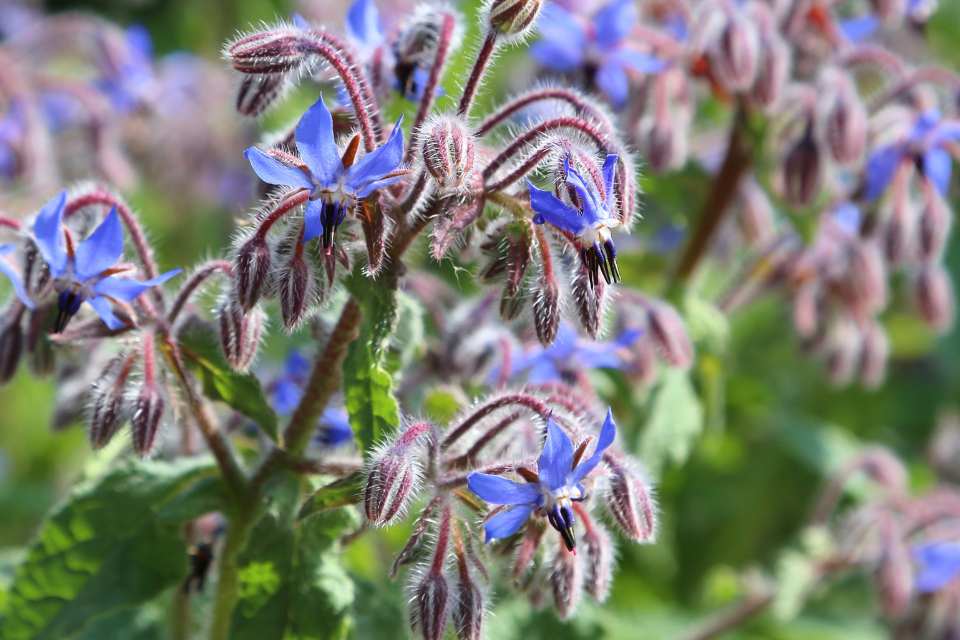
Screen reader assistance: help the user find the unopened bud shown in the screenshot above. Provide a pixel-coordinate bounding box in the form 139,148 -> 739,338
0,306 -> 24,386
783,127 -> 822,208
919,188 -> 951,262
533,273 -> 561,346
513,521 -> 544,579
431,193 -> 485,260
825,318 -> 861,387
582,517 -> 614,603
737,177 -> 776,246
749,30 -> 789,109
846,241 -> 887,312
824,74 -> 868,165
884,200 -> 914,266
131,385 -> 164,457
571,260 -> 606,338
236,72 -> 294,118
706,12 -> 760,93
499,286 -> 526,321
452,572 -> 484,640
505,223 -> 532,298
218,298 -> 263,371
606,460 -> 658,542
413,571 -> 450,640
550,544 -> 583,620
646,301 -> 694,368
234,234 -> 273,310
487,0 -> 541,40
364,423 -> 429,526
422,117 -> 476,192
89,386 -> 126,450
916,265 -> 955,334
26,307 -> 54,378
278,252 -> 314,330
228,28 -> 309,75
859,321 -> 889,389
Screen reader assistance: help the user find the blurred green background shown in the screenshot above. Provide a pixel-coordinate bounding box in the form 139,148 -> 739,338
3,0 -> 960,638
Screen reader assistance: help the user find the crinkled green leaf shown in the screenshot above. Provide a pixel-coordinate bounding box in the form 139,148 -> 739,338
0,458 -> 223,640
639,368 -> 704,476
297,472 -> 365,522
75,604 -> 164,640
231,474 -> 358,640
177,320 -> 279,444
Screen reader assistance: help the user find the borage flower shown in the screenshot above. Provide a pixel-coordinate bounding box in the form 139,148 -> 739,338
9,191 -> 181,332
244,93 -> 409,252
467,410 -> 616,551
531,0 -> 665,109
528,155 -> 622,287
913,542 -> 960,593
96,24 -> 159,114
866,109 -> 960,201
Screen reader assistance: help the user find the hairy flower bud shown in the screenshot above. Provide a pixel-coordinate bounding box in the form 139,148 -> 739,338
919,188 -> 951,262
487,0 -> 541,40
533,272 -> 561,346
846,242 -> 887,312
0,305 -> 24,387
234,235 -> 273,310
706,12 -> 760,93
364,423 -> 429,526
236,73 -> 294,118
749,30 -> 789,109
228,27 -> 309,75
783,127 -> 822,208
606,460 -> 658,542
452,570 -> 484,640
859,321 -> 889,389
89,386 -> 126,450
825,318 -> 861,387
916,265 -> 955,334
581,516 -> 614,602
432,192 -> 486,260
422,117 -> 477,192
219,298 -> 264,371
737,177 -> 776,246
824,74 -> 868,165
131,385 -> 164,457
550,544 -> 583,620
646,301 -> 694,368
571,260 -> 606,338
278,252 -> 314,330
413,571 -> 450,640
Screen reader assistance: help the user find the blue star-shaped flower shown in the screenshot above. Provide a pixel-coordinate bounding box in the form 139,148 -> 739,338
2,191 -> 181,332
244,93 -> 407,252
866,109 -> 960,201
467,410 -> 617,551
530,0 -> 666,109
527,155 -> 623,287
913,542 -> 960,593
95,24 -> 159,114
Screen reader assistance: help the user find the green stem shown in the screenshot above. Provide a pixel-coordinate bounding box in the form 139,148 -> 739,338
208,509 -> 257,640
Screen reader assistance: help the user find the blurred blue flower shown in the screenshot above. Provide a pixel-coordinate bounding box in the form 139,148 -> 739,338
18,190 -> 180,331
268,350 -> 353,447
0,244 -> 32,306
0,100 -> 24,179
530,0 -> 666,108
838,14 -> 880,41
344,0 -> 384,51
866,109 -> 960,201
913,542 -> 960,592
493,323 -> 642,383
468,410 -> 617,550
96,24 -> 159,114
244,92 -> 406,251
528,154 -> 622,285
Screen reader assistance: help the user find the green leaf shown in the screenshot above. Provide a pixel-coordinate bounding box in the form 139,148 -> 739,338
342,270 -> 402,455
0,458 -> 224,640
177,320 -> 279,444
297,472 -> 365,522
75,604 -> 164,640
231,474 -> 358,640
638,368 -> 704,476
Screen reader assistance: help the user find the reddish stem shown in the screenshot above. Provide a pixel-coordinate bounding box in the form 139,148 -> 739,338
457,33 -> 498,118
441,393 -> 550,449
256,190 -> 310,239
0,216 -> 22,231
477,87 -> 615,137
869,66 -> 960,112
167,260 -> 233,324
483,117 -> 611,180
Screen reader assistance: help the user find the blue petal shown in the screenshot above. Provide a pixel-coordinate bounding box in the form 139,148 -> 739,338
468,472 -> 541,506
838,14 -> 880,41
832,203 -> 862,236
537,417 -> 575,491
527,359 -> 562,384
302,198 -> 325,244
345,0 -> 384,47
291,12 -> 310,29
527,182 -> 586,235
530,40 -> 585,72
272,379 -> 303,415
914,542 -> 960,593
614,327 -> 644,349
86,295 -> 126,330
923,147 -> 953,196
536,4 -> 587,54
601,154 -> 619,202
0,244 -> 35,310
595,59 -> 630,110
32,190 -> 68,276
284,349 -> 312,380
244,147 -> 314,191
911,109 -> 942,141
576,344 -> 625,370
126,24 -> 154,61
73,206 -> 123,281
296,95 -> 344,187
318,408 -> 353,446
564,157 -> 602,219
933,122 -> 960,145
484,504 -> 535,543
93,268 -> 181,302
570,408 -> 617,484
593,0 -> 637,49
865,145 -> 903,201
609,48 -> 668,74
346,117 -> 405,197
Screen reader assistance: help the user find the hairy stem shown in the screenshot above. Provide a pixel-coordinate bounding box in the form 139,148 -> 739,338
167,260 -> 233,324
457,33 -> 498,118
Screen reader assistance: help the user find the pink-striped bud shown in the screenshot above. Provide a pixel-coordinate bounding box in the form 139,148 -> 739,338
571,260 -> 606,338
737,177 -> 776,246
646,301 -> 694,368
452,570 -> 484,640
513,522 -> 544,579
859,321 -> 889,390
227,27 -> 310,75
533,272 -> 561,346
278,252 -> 314,330
0,305 -> 24,387
131,384 -> 164,457
422,117 -> 476,192
234,235 -> 273,310
606,460 -> 658,542
236,73 -> 294,118
916,265 -> 955,334
499,287 -> 525,321
413,571 -> 450,640
89,386 -> 126,450
218,298 -> 263,371
919,189 -> 951,262
824,74 -> 868,165
846,242 -> 887,312
364,423 -> 429,526
783,127 -> 822,208
550,544 -> 583,620
706,12 -> 760,93
885,199 -> 914,266
487,0 -> 542,39
582,517 -> 614,603
749,30 -> 789,109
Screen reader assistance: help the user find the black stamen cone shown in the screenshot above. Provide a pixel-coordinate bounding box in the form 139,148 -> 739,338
581,242 -> 620,289
54,290 -> 83,333
320,202 -> 341,255
547,509 -> 578,551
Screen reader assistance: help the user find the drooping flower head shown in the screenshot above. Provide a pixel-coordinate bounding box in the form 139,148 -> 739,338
467,410 -> 617,552
913,542 -> 960,593
866,109 -> 960,201
531,0 -> 665,109
244,93 -> 408,253
527,155 -> 622,287
3,191 -> 181,332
